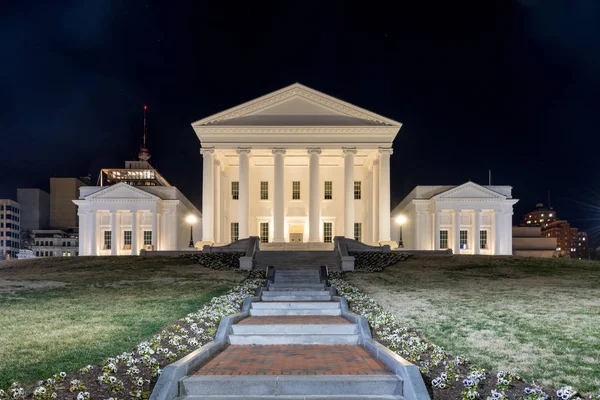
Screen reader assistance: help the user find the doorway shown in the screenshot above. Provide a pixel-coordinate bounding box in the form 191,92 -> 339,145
289,225 -> 304,242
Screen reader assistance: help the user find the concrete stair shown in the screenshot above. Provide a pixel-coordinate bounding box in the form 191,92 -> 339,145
180,375 -> 404,398
255,251 -> 340,269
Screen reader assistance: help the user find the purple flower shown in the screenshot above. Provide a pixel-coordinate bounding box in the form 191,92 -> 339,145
525,388 -> 532,394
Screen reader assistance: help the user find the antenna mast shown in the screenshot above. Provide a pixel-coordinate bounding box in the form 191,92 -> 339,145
138,105 -> 151,162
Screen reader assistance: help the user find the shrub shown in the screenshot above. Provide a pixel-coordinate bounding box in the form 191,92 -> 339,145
349,252 -> 411,272
180,252 -> 244,270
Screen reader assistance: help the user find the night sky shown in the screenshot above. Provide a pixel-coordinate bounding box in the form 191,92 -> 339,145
2,1 -> 600,245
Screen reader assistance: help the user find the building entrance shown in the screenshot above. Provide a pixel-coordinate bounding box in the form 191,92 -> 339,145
289,225 -> 304,242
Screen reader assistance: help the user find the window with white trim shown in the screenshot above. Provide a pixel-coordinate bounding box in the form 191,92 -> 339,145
440,230 -> 448,249
260,181 -> 268,200
143,231 -> 152,246
231,181 -> 239,200
260,222 -> 269,243
480,230 -> 488,249
123,230 -> 132,249
323,222 -> 333,243
460,230 -> 468,249
103,231 -> 112,250
292,181 -> 300,200
231,222 -> 239,242
354,223 -> 362,242
354,181 -> 361,200
324,181 -> 333,200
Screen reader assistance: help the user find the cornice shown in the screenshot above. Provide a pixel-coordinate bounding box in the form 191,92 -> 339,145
194,126 -> 399,134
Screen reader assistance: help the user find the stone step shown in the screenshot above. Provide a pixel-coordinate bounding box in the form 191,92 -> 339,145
231,324 -> 357,335
180,396 -> 403,400
268,284 -> 326,291
273,280 -> 322,285
263,291 -> 329,297
262,295 -> 332,301
228,333 -> 360,345
249,308 -> 341,316
180,375 -> 403,396
251,302 -> 340,309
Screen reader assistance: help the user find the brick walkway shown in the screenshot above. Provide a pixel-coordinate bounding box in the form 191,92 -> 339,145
238,316 -> 351,325
194,345 -> 390,375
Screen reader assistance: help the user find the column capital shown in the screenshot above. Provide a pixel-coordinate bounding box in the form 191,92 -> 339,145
214,159 -> 221,166
200,147 -> 215,155
307,147 -> 321,155
271,148 -> 287,155
378,147 -> 393,155
372,159 -> 379,166
473,208 -> 482,213
342,147 -> 357,155
236,147 -> 252,155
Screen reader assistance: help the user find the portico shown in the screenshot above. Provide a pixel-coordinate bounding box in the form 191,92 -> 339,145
192,83 -> 401,245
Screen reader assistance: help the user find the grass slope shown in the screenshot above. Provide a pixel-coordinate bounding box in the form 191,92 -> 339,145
346,255 -> 600,393
0,256 -> 243,388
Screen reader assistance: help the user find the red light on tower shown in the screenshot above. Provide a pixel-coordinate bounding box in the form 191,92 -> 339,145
144,105 -> 147,110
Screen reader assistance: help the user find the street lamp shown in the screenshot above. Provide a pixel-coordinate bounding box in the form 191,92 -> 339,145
186,215 -> 197,248
395,215 -> 407,248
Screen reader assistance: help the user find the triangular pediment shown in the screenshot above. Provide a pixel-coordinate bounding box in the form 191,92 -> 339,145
433,182 -> 507,200
86,183 -> 160,200
192,83 -> 401,128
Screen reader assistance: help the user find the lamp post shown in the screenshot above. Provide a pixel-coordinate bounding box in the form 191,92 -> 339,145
395,215 -> 407,248
186,215 -> 197,248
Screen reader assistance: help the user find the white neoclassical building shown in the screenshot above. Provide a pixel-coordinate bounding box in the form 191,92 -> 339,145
391,182 -> 518,255
192,83 -> 401,246
74,157 -> 201,256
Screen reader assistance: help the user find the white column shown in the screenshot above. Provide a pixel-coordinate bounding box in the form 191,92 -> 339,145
415,211 -> 421,249
505,211 -> 513,255
453,210 -> 461,255
474,209 -> 481,255
237,147 -> 251,239
131,210 -> 138,256
201,148 -> 215,242
378,147 -> 393,241
110,211 -> 117,256
151,210 -> 157,250
434,209 -> 440,250
343,147 -> 356,239
494,209 -> 502,255
272,148 -> 286,242
214,160 -> 221,244
308,148 -> 321,242
89,211 -> 97,256
78,211 -> 87,255
372,160 -> 379,243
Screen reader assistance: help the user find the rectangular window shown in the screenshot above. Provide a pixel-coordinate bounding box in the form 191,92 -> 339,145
231,222 -> 239,242
260,181 -> 269,200
480,230 -> 488,249
143,231 -> 152,246
231,181 -> 239,200
292,181 -> 300,200
324,222 -> 333,243
104,231 -> 112,250
440,230 -> 448,249
354,181 -> 361,200
354,223 -> 362,242
324,181 -> 333,200
260,222 -> 269,243
460,230 -> 468,249
123,230 -> 132,249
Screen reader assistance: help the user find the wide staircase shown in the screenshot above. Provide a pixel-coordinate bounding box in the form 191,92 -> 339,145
254,251 -> 340,270
179,268 -> 405,399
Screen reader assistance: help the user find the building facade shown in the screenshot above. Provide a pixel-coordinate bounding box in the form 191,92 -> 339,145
50,178 -> 87,230
391,182 -> 518,255
17,188 -> 50,231
0,199 -> 20,259
31,229 -> 79,257
192,83 -> 400,245
519,203 -> 556,228
543,220 -> 589,259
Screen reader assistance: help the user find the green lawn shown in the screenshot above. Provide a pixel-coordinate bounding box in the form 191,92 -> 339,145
346,255 -> 600,393
0,256 -> 244,388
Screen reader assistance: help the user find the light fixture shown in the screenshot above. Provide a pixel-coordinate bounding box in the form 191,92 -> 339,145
186,215 -> 197,247
395,215 -> 407,248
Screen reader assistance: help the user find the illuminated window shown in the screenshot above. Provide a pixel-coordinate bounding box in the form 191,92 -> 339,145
123,230 -> 132,249
440,230 -> 448,249
103,231 -> 112,250
143,231 -> 152,246
549,213 -> 553,217
324,181 -> 333,200
323,222 -> 333,243
292,181 -> 300,200
460,230 -> 468,249
541,214 -> 544,217
354,223 -> 362,242
260,181 -> 268,200
260,222 -> 269,243
354,181 -> 361,200
231,181 -> 239,200
231,222 -> 239,242
480,231 -> 488,249
527,221 -> 531,224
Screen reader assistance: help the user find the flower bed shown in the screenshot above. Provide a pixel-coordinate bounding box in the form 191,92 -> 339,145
349,251 -> 411,272
0,276 -> 264,400
330,277 -> 599,400
180,252 -> 244,270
